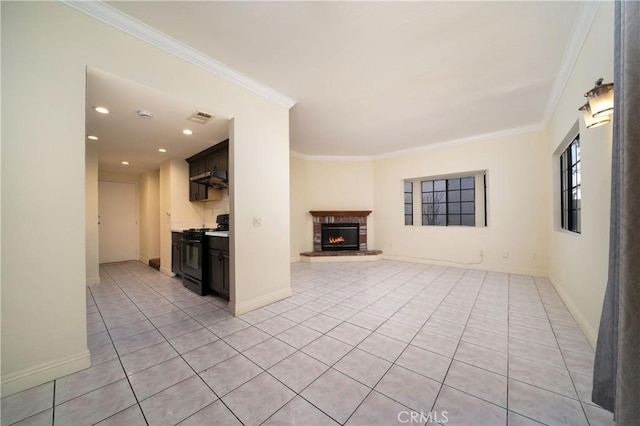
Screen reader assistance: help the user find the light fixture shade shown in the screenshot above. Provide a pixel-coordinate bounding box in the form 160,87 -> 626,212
585,78 -> 614,118
579,102 -> 611,129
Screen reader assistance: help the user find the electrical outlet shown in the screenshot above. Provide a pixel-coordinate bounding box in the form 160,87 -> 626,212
253,216 -> 261,227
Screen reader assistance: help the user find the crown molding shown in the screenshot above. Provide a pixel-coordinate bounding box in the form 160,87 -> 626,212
290,150 -> 374,162
291,2 -> 600,163
291,122 -> 545,162
60,0 -> 297,109
373,123 -> 546,160
541,1 -> 601,127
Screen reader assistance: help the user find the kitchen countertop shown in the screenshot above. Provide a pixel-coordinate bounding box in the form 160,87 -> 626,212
205,231 -> 229,237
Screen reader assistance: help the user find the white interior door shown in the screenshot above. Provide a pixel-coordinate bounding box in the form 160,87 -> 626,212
99,180 -> 138,263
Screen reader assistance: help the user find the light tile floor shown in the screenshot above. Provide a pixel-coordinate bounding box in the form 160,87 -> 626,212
1,260 -> 616,426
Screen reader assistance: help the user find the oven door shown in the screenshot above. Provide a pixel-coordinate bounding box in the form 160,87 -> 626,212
181,238 -> 203,282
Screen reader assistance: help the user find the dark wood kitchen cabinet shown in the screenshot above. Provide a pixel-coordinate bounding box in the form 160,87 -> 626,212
205,145 -> 228,175
171,231 -> 183,276
187,140 -> 229,202
207,236 -> 229,299
188,157 -> 207,201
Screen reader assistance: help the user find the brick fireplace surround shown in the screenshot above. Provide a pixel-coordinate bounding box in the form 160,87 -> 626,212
300,210 -> 382,259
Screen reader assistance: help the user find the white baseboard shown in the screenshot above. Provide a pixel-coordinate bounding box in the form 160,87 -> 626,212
139,257 -> 150,266
1,351 -> 91,398
230,287 -> 293,316
86,276 -> 101,286
159,266 -> 175,277
382,254 -> 548,277
547,279 -> 597,348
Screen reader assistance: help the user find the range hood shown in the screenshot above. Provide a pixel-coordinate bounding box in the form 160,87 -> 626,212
190,170 -> 228,189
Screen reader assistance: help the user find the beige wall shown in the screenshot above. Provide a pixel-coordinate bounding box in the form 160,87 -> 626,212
2,3 -> 91,397
202,191 -> 231,229
159,161 -> 173,277
167,159 -> 206,230
373,131 -> 549,276
85,142 -> 100,284
289,133 -> 550,279
290,156 -> 375,261
159,158 -> 207,275
230,114 -> 292,314
139,170 -> 160,265
290,156 -> 309,260
546,2 -> 614,346
2,1 -> 290,397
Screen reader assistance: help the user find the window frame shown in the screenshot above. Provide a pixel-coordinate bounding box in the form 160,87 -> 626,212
404,181 -> 413,226
560,135 -> 581,234
403,171 -> 487,228
421,176 -> 476,227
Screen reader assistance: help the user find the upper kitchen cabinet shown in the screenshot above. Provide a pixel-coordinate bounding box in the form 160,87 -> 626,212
205,145 -> 228,174
188,157 -> 207,201
187,139 -> 229,202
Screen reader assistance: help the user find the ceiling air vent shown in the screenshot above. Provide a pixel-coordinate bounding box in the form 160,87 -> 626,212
188,111 -> 214,124
137,110 -> 154,119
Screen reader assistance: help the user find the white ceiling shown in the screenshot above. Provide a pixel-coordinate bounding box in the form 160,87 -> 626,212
88,1 -> 587,173
87,68 -> 230,175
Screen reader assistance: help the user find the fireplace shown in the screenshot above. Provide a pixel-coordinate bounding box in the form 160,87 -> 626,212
301,211 -> 381,260
321,223 -> 359,251
310,210 -> 371,252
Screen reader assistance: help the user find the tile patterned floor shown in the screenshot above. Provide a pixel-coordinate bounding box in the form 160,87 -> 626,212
1,261 -> 616,425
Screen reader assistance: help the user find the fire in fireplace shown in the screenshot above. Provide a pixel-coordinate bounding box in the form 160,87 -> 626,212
321,223 -> 359,251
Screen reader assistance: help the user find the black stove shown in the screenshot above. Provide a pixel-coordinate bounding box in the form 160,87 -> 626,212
181,228 -> 216,296
215,214 -> 229,231
181,214 -> 229,296
182,228 -> 217,241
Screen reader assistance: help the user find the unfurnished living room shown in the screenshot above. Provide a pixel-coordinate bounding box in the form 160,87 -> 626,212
2,1 -> 639,426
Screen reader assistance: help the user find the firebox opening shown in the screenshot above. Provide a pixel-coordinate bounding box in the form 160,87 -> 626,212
321,223 -> 359,251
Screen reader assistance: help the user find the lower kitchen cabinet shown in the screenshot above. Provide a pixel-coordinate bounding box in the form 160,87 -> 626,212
207,237 -> 229,299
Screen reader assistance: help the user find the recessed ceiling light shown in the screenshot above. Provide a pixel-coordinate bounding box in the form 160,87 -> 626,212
158,148 -> 167,153
94,106 -> 110,114
121,161 -> 129,165
87,135 -> 98,140
182,129 -> 193,135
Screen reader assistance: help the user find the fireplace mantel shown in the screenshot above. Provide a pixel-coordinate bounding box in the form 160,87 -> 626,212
310,210 -> 372,217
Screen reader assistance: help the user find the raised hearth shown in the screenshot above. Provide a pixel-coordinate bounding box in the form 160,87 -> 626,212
299,249 -> 383,263
300,250 -> 382,257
